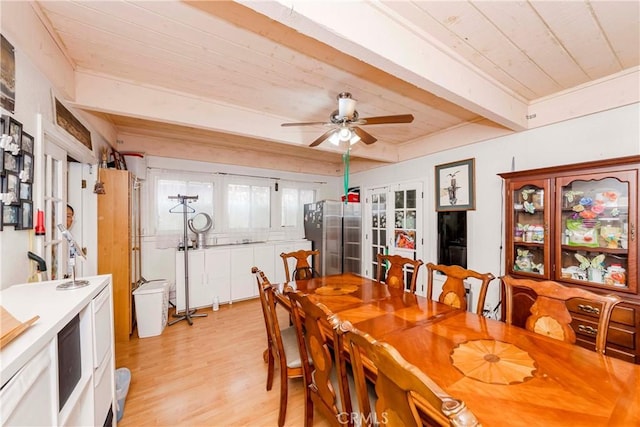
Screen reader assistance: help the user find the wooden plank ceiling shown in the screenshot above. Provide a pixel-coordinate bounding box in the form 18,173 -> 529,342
34,1 -> 639,176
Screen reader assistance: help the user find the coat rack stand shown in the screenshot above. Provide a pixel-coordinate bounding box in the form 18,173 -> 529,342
168,194 -> 207,326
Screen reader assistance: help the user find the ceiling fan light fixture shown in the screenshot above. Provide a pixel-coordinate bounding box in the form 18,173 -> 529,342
338,127 -> 352,142
338,96 -> 357,119
328,132 -> 341,146
349,134 -> 361,145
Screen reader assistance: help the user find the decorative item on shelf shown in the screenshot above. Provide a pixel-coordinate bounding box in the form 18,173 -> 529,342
515,249 -> 534,272
575,253 -> 605,284
566,193 -> 622,248
605,265 -> 626,287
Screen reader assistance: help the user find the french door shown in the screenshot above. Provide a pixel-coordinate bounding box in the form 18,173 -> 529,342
363,182 -> 424,293
43,141 -> 67,280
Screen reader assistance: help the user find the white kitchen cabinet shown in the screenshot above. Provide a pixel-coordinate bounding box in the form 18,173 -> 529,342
230,246 -> 256,301
254,244 -> 276,282
175,249 -> 208,312
175,248 -> 232,311
0,276 -> 115,427
175,240 -> 311,305
206,247 -> 231,304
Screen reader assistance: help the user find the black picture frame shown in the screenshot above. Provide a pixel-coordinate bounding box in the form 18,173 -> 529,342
4,151 -> 19,173
7,116 -> 22,149
19,182 -> 31,200
111,149 -> 127,170
18,200 -> 33,230
21,131 -> 34,155
3,172 -> 19,204
435,158 -> 476,211
2,204 -> 19,226
1,35 -> 16,113
20,153 -> 33,183
0,115 -> 4,175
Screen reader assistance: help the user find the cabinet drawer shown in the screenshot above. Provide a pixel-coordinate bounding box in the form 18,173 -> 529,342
567,298 -> 636,326
571,315 -> 636,349
575,337 -> 638,364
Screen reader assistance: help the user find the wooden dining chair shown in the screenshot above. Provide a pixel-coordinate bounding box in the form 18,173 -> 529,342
376,253 -> 424,293
426,263 -> 496,313
501,275 -> 621,354
285,287 -> 353,427
253,267 -> 305,427
281,249 -> 320,282
342,321 -> 480,427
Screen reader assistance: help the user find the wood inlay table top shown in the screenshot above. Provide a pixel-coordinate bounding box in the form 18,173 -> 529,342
281,273 -> 640,426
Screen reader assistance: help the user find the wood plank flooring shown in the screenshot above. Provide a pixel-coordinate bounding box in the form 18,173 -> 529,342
115,298 -> 331,426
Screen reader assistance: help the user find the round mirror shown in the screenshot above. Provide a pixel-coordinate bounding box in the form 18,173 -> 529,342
188,212 -> 213,234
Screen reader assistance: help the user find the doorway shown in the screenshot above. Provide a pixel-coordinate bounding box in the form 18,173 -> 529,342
363,182 -> 424,293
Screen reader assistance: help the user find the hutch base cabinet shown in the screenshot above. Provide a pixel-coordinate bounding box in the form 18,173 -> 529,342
499,156 -> 639,363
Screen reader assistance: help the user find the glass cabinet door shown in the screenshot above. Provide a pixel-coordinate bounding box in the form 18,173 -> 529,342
509,179 -> 551,278
556,171 -> 636,293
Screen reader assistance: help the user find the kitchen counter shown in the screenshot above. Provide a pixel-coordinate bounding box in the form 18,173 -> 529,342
0,275 -> 111,385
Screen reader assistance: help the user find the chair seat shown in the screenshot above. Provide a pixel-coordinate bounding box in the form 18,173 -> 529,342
281,326 -> 304,369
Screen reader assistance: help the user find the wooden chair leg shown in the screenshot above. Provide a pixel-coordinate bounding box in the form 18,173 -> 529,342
278,368 -> 288,427
266,348 -> 275,391
303,385 -> 313,427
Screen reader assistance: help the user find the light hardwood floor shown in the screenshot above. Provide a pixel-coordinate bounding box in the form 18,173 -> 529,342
115,298 -> 331,426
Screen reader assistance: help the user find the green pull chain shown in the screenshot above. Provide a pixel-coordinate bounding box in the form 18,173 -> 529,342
343,149 -> 350,204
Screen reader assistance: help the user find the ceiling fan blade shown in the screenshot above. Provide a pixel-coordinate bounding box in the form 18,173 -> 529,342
309,128 -> 338,147
358,114 -> 414,125
352,127 -> 377,145
281,121 -> 329,127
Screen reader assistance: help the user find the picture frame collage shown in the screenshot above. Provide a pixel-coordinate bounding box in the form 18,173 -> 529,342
1,114 -> 34,231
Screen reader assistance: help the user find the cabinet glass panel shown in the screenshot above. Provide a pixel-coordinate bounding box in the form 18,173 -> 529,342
559,177 -> 629,290
512,184 -> 545,276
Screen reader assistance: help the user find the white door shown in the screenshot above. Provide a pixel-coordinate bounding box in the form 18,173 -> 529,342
43,142 -> 67,280
363,182 -> 424,293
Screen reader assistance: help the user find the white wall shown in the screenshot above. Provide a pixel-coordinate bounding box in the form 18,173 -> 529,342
0,5 -> 113,288
138,155 -> 341,284
349,103 -> 640,310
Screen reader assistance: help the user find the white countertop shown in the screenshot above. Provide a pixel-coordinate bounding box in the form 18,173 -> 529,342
0,275 -> 112,385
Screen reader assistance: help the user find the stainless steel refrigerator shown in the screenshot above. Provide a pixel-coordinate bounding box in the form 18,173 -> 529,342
303,200 -> 361,275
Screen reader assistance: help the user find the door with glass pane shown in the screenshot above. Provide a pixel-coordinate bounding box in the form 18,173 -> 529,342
364,182 -> 423,292
43,142 -> 67,280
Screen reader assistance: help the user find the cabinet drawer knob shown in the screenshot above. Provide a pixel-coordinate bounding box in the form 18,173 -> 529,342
578,324 -> 598,336
578,304 -> 600,315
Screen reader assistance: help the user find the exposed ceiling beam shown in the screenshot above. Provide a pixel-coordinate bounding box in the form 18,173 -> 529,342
238,0 -> 529,131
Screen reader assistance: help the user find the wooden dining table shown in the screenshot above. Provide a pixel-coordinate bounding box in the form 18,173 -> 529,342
279,273 -> 640,426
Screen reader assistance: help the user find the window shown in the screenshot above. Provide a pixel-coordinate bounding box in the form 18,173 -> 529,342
155,176 -> 214,233
281,187 -> 315,227
437,211 -> 467,268
227,183 -> 270,229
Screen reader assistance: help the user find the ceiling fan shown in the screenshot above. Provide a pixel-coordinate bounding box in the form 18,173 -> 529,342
281,92 -> 414,147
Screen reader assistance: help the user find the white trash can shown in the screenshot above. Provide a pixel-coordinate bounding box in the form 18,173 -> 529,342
133,281 -> 169,338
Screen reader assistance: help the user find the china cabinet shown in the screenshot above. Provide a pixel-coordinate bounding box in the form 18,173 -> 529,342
499,155 -> 639,363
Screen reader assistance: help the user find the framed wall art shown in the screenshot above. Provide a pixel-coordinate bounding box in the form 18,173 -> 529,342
19,182 -> 31,200
435,158 -> 476,211
18,200 -> 33,230
1,35 -> 16,113
20,153 -> 33,183
4,172 -> 19,204
54,97 -> 92,150
0,115 -> 4,174
7,116 -> 22,147
2,204 -> 18,226
21,131 -> 33,155
4,151 -> 19,173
